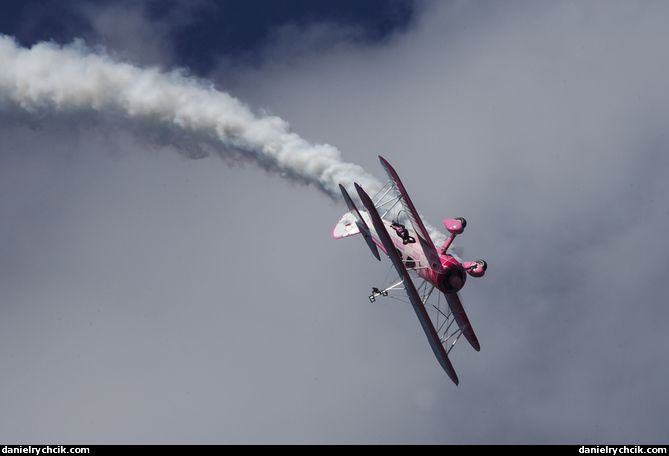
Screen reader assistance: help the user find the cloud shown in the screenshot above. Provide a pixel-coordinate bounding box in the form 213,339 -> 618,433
76,0 -> 188,66
221,0 -> 669,443
1,0 -> 668,444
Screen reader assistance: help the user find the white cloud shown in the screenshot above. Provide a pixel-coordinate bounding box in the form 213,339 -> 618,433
1,0 -> 668,444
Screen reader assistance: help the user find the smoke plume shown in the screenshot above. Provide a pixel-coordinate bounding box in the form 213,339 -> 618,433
0,34 -> 449,245
0,34 -> 383,199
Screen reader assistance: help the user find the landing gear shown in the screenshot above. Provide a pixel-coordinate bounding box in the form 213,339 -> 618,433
369,287 -> 388,302
463,259 -> 488,277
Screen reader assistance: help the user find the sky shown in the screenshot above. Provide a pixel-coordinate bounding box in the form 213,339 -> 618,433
1,0 -> 668,445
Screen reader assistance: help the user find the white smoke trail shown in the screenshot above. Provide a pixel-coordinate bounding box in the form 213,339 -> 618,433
0,34 -> 382,199
0,34 -> 447,245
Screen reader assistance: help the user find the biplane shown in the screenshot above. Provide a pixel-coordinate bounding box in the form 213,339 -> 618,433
332,156 -> 487,385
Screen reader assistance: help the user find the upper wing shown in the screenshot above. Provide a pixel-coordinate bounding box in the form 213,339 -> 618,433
378,157 -> 480,352
378,156 -> 441,270
355,183 -> 459,385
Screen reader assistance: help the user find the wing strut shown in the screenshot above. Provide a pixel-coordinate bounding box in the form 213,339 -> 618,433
355,183 -> 459,385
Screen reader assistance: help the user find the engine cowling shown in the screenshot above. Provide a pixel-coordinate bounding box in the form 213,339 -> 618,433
436,254 -> 467,293
441,264 -> 467,293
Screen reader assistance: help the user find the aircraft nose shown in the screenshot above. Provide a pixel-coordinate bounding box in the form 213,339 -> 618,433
440,263 -> 466,293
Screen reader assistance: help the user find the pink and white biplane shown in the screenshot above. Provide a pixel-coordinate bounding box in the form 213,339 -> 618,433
332,156 -> 487,385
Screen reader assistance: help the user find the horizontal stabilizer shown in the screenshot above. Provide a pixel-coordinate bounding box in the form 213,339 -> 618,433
332,211 -> 361,238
